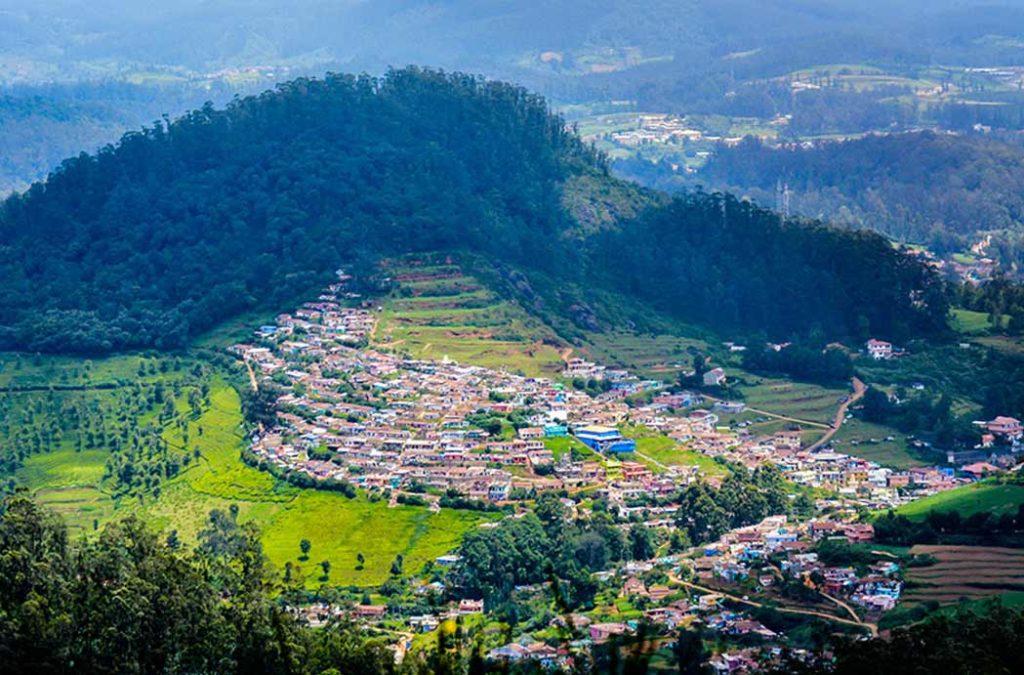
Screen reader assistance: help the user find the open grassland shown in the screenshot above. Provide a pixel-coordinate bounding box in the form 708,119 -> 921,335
543,436 -> 593,462
373,258 -> 566,377
949,308 -> 1001,335
903,545 -> 1024,606
738,378 -> 846,426
896,481 -> 1024,520
620,427 -> 729,477
831,418 -> 925,469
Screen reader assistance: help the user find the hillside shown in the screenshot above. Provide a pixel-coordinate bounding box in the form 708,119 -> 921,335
692,132 -> 1024,249
0,68 -> 948,353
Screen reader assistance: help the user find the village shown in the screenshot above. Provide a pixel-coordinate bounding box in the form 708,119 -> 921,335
231,272 -> 1019,515
230,270 -> 1022,670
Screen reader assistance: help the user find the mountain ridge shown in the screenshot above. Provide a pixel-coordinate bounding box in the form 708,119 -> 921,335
0,67 -> 948,353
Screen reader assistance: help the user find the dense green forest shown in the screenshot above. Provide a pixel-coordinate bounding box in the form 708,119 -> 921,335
586,191 -> 948,342
0,68 -> 948,354
685,132 -> 1024,252
0,81 -> 274,196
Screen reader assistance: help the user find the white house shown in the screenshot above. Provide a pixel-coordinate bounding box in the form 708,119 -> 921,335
865,339 -> 893,360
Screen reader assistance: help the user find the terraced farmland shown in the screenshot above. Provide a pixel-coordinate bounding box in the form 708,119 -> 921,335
373,258 -> 566,377
903,545 -> 1024,606
581,330 -> 714,380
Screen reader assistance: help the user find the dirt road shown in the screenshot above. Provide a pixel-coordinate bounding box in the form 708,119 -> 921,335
806,376 -> 865,452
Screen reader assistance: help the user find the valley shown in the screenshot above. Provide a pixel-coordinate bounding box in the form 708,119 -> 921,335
1,58 -> 1023,673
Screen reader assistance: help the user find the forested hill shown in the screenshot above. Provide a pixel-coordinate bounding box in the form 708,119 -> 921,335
0,68 -> 948,353
691,132 -> 1024,253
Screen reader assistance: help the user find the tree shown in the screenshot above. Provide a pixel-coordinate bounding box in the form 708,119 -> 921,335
674,628 -> 709,675
320,560 -> 331,581
299,538 -> 311,560
390,554 -> 403,576
356,552 -> 365,570
629,523 -> 656,561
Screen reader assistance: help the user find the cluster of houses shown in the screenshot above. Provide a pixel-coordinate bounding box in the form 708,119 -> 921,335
587,113 -> 744,154
232,274 -> 690,502
232,271 -> 1015,517
695,515 -> 902,613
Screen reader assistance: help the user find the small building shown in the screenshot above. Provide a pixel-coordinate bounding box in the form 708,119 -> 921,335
986,416 -> 1022,439
352,604 -> 386,619
713,400 -> 745,414
543,424 -> 568,437
589,623 -> 629,643
458,598 -> 484,614
703,368 -> 726,387
866,339 -> 893,360
487,482 -> 511,502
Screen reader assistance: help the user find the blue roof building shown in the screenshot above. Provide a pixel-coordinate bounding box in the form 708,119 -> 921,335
574,425 -> 637,453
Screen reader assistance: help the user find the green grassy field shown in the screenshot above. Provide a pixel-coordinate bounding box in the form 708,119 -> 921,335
831,419 -> 926,469
543,436 -> 593,461
738,378 -> 847,425
620,425 -> 729,477
18,448 -> 116,535
896,481 -> 1024,520
140,381 -> 497,586
949,308 -> 999,335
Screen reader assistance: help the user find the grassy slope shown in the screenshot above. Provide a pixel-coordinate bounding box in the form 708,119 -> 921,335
830,418 -> 925,469
18,448 -> 115,536
620,426 -> 729,477
896,481 -> 1024,520
738,378 -> 846,426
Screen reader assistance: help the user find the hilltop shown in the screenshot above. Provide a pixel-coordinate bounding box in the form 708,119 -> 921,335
0,68 -> 948,353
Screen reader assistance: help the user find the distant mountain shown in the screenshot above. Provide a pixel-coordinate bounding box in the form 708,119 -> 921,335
0,81 -> 279,196
3,1 -> 1024,84
0,68 -> 948,353
653,132 -> 1024,265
